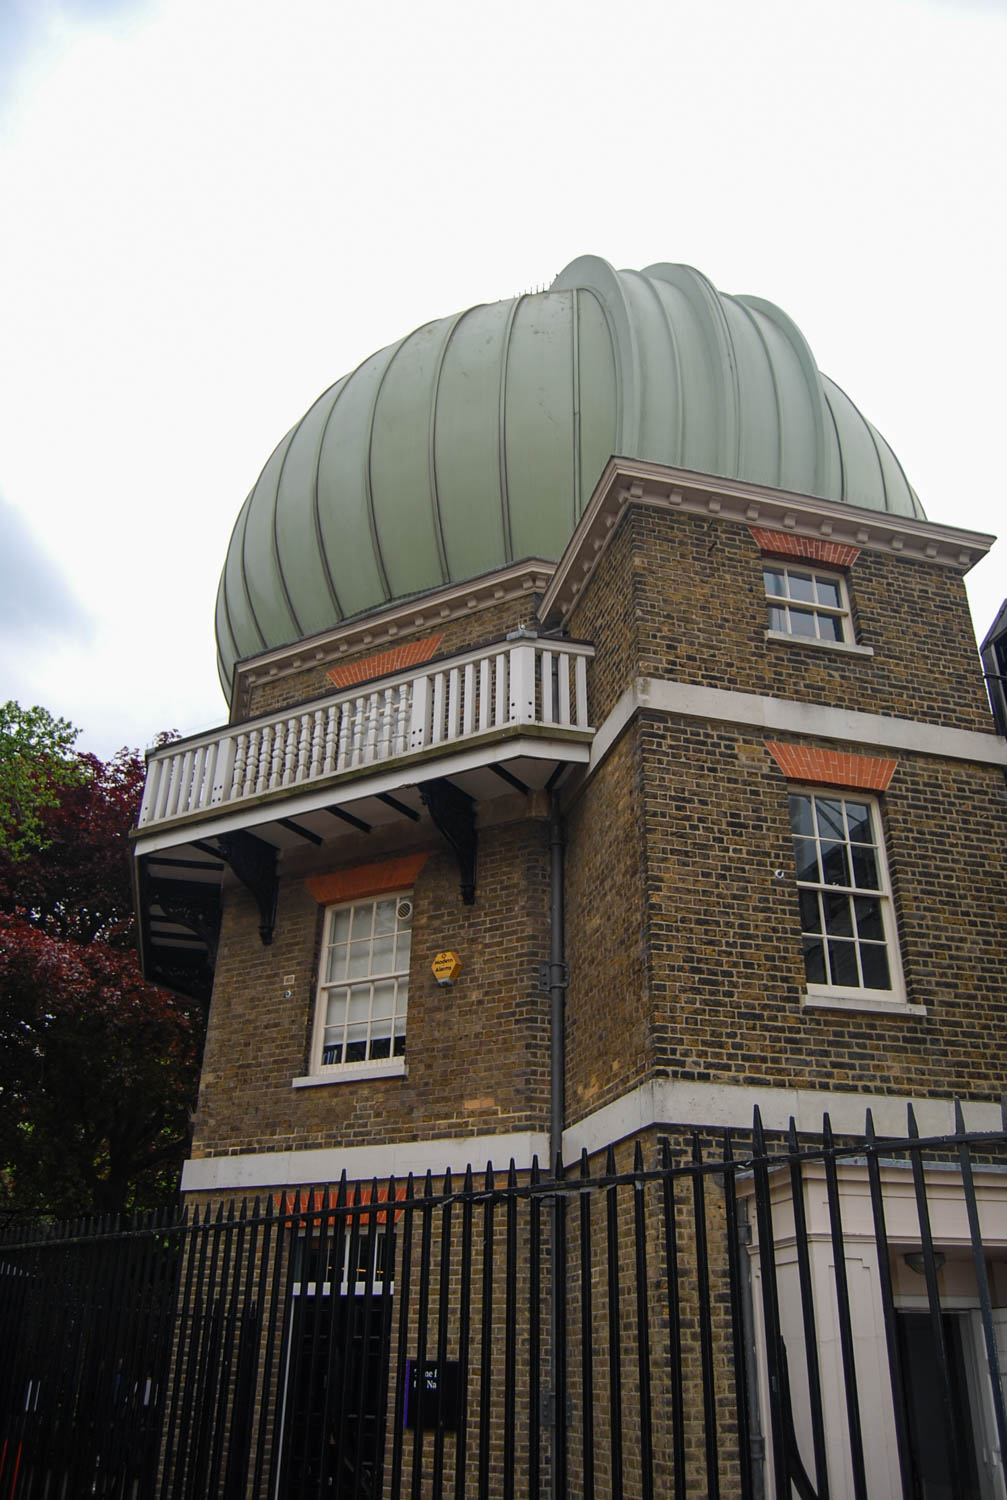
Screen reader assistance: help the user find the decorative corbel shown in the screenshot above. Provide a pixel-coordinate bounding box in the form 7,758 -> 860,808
420,778 -> 477,905
216,829 -> 279,944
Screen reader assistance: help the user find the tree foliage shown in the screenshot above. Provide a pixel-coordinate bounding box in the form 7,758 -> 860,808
0,715 -> 203,1220
0,701 -> 82,860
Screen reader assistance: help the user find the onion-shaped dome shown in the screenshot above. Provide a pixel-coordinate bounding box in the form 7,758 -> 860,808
216,256 -> 923,690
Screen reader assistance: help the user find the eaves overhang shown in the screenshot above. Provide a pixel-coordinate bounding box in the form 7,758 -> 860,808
538,458 -> 996,627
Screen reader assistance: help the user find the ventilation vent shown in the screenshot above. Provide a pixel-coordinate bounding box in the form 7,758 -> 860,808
397,900 -> 413,923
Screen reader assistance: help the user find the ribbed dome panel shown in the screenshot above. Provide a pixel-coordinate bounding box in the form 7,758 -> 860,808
216,256 -> 925,691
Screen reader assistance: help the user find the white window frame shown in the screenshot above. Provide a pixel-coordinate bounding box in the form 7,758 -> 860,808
295,890 -> 412,1087
763,563 -> 872,656
789,789 -> 917,1014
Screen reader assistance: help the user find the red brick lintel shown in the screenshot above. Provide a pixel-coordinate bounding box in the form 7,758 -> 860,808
750,528 -> 860,569
328,634 -> 444,689
306,852 -> 429,907
765,742 -> 897,793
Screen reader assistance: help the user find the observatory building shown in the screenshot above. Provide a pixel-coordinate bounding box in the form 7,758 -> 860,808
132,257 -> 1007,1498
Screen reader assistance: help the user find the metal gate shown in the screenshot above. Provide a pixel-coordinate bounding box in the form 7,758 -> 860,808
0,1104 -> 1005,1499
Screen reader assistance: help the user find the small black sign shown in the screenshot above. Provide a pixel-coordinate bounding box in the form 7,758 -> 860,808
403,1358 -> 460,1431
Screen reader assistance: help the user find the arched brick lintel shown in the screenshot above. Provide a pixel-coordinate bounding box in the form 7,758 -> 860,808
765,741 -> 897,792
750,527 -> 860,569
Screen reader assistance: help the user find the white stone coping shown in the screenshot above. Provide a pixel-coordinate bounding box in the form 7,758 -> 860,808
588,677 -> 1007,778
180,1081 -> 1004,1193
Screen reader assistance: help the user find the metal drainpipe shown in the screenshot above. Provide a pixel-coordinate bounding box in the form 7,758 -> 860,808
548,792 -> 566,1167
547,790 -> 567,1496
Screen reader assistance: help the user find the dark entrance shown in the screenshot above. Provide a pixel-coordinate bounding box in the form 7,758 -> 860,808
279,1234 -> 392,1498
897,1310 -> 984,1500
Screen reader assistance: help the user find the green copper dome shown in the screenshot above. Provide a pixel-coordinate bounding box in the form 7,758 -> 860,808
216,256 -> 924,690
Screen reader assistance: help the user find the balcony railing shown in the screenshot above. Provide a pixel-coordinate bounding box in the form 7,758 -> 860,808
137,638 -> 594,831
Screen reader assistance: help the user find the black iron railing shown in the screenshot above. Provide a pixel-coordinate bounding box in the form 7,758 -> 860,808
1,1106 -> 1005,1498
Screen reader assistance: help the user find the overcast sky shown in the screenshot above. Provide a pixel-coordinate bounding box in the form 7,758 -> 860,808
1,0 -> 1004,760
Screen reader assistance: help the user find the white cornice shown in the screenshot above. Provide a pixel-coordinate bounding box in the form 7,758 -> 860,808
230,560 -> 555,722
538,458 -> 996,626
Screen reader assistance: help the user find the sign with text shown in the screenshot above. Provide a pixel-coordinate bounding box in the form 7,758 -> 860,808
403,1358 -> 461,1431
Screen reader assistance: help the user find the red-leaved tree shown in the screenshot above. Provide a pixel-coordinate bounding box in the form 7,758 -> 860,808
0,730 -> 202,1220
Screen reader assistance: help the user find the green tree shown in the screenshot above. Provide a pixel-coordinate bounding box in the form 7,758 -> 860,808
0,701 -> 82,860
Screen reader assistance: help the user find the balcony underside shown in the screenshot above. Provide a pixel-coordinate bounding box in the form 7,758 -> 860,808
134,731 -> 591,1005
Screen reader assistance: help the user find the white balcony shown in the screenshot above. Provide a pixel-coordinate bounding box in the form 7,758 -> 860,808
137,636 -> 593,846
132,636 -> 595,997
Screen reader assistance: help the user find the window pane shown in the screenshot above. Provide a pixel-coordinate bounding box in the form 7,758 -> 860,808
789,795 -> 814,837
764,568 -> 785,595
347,991 -> 370,1022
345,1039 -> 367,1063
326,991 -> 349,1027
349,905 -> 373,941
828,939 -> 860,987
845,802 -> 872,842
802,937 -> 826,984
330,909 -> 352,944
860,943 -> 892,990
816,799 -> 846,840
816,578 -> 841,608
767,605 -> 787,632
374,898 -> 396,934
371,980 -> 395,1021
395,931 -> 412,968
820,841 -> 851,887
823,891 -> 853,936
371,934 -> 395,971
326,945 -> 348,983
798,889 -> 821,933
322,1042 -> 343,1065
793,836 -> 820,883
789,571 -> 815,603
347,941 -> 371,978
853,896 -> 884,942
791,608 -> 816,637
818,614 -> 842,643
393,1034 -> 406,1057
850,845 -> 879,890
370,1036 -> 391,1059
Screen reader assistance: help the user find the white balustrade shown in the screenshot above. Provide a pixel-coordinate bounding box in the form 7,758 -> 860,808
136,639 -> 594,829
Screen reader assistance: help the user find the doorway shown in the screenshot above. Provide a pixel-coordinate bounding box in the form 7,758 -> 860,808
279,1232 -> 392,1498
896,1310 -> 984,1500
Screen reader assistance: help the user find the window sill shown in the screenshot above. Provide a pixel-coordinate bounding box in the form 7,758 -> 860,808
765,629 -> 874,658
801,987 -> 925,1018
292,1058 -> 407,1088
